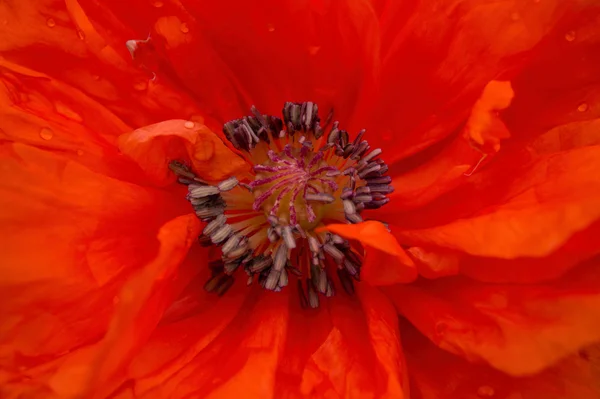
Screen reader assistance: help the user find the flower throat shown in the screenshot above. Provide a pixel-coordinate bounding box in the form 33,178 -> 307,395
171,102 -> 393,308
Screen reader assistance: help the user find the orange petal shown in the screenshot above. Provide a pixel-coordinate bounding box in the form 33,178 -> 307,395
103,280 -> 409,398
406,247 -> 460,279
49,214 -> 201,399
109,288 -> 288,399
1,0 -> 207,130
385,259 -> 600,376
0,143 -> 198,397
319,222 -> 417,285
300,285 -> 409,398
395,145 -> 600,258
530,118 -> 600,155
464,80 -> 514,153
401,319 -> 600,399
118,119 -> 250,186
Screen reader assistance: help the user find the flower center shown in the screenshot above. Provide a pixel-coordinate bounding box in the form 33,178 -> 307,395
171,102 -> 392,308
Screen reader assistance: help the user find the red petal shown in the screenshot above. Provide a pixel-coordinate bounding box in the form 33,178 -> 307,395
401,319 -> 600,399
395,145 -> 600,258
385,259 -> 600,376
369,80 -> 513,213
363,0 -> 575,162
503,8 -> 600,148
175,0 -> 380,125
118,119 -> 250,186
319,222 -> 417,285
97,281 -> 409,398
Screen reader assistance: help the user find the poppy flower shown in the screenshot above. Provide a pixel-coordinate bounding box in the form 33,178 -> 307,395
1,0 -> 600,398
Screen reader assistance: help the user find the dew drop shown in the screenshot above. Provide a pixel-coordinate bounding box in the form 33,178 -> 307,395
510,12 -> 520,21
76,149 -> 84,156
267,23 -> 275,32
578,102 -> 589,112
39,127 -> 54,141
565,31 -> 576,42
180,23 -> 189,33
134,80 -> 148,91
92,74 -> 100,81
477,385 -> 495,397
184,121 -> 195,129
46,18 -> 56,28
77,30 -> 85,40
152,0 -> 164,7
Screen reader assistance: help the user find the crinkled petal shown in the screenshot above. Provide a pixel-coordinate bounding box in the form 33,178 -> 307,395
395,145 -> 600,258
94,281 -> 409,398
385,259 -> 600,376
0,0 -> 208,131
118,119 -> 250,186
47,214 -> 200,399
174,0 -> 380,125
401,318 -> 600,399
362,0 -> 579,162
319,222 -> 417,285
503,7 -> 600,147
371,78 -> 514,214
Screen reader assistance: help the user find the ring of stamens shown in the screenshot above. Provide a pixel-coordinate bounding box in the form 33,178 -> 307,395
171,102 -> 393,308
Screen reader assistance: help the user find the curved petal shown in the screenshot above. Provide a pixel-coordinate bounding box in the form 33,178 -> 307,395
93,282 -> 409,398
319,222 -> 417,285
118,119 -> 250,186
49,214 -> 201,399
400,318 -> 600,399
394,145 -> 600,259
0,0 -> 208,131
503,6 -> 600,147
385,259 -> 600,376
0,142 -> 189,368
175,0 -> 380,125
362,0 -> 580,162
405,218 -> 600,283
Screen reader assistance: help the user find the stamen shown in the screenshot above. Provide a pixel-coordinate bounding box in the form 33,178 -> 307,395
174,101 -> 392,308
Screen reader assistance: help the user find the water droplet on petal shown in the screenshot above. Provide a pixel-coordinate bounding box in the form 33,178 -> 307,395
184,121 -> 195,129
92,74 -> 100,81
77,30 -> 85,40
39,127 -> 54,141
152,0 -> 164,7
578,103 -> 589,112
510,12 -> 520,21
134,80 -> 148,91
76,149 -> 84,156
565,31 -> 576,42
267,23 -> 275,32
477,386 -> 495,397
46,18 -> 56,28
180,23 -> 189,33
